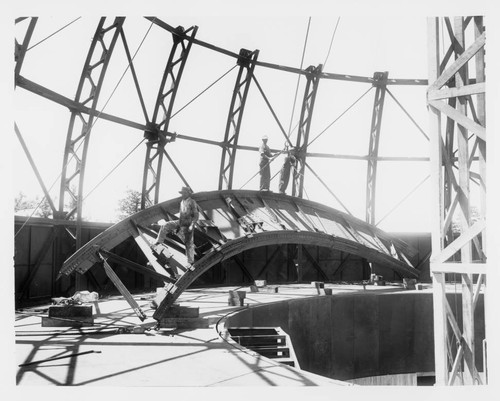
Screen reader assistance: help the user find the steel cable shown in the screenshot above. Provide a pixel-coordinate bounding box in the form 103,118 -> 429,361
26,17 -> 81,52
302,85 -> 373,150
82,138 -> 146,202
323,17 -> 341,68
287,17 -> 311,139
171,64 -> 238,119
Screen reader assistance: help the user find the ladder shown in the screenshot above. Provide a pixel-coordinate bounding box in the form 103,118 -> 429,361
228,327 -> 300,368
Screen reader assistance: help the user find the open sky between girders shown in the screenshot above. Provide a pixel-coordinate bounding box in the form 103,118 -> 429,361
12,14 -> 478,232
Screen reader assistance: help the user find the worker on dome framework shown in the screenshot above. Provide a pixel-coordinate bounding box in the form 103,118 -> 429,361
155,186 -> 199,264
259,135 -> 275,191
279,144 -> 298,194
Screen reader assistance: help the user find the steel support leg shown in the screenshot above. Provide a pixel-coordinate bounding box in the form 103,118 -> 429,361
218,49 -> 259,190
292,64 -> 322,198
365,71 -> 388,225
141,25 -> 197,208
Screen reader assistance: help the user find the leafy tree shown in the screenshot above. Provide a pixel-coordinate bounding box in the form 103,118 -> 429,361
116,189 -> 142,220
36,197 -> 53,218
14,191 -> 53,218
14,192 -> 35,212
451,206 -> 481,234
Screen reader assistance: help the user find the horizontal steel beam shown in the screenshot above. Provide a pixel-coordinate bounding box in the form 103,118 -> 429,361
16,75 -> 151,132
145,17 -> 427,86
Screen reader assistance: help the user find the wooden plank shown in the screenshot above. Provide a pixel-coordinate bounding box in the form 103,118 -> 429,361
443,294 -> 463,341
396,249 -> 415,268
428,31 -> 485,91
370,232 -> 390,254
474,17 -> 487,260
99,253 -> 146,321
442,194 -> 459,237
431,271 -> 449,385
454,17 -> 473,287
260,197 -> 287,230
306,152 -> 429,161
448,344 -> 464,385
231,195 -> 266,232
427,82 -> 485,100
429,100 -> 486,141
273,207 -> 302,231
431,262 -> 487,275
433,219 -> 486,263
267,199 -> 299,229
128,220 -> 170,276
313,211 -> 328,233
293,201 -> 318,232
345,222 -> 384,254
472,274 -> 485,311
99,249 -> 174,283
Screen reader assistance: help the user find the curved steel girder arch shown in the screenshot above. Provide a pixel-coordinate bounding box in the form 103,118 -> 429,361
365,71 -> 389,225
59,17 -> 125,246
141,25 -> 198,208
293,64 -> 322,198
14,18 -> 38,81
152,229 -> 418,320
58,189 -> 419,319
218,49 -> 259,190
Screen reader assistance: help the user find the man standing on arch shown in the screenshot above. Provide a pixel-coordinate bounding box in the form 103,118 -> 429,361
155,186 -> 199,265
279,145 -> 297,195
259,135 -> 274,191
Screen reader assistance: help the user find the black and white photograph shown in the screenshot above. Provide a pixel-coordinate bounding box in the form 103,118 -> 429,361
2,0 -> 499,398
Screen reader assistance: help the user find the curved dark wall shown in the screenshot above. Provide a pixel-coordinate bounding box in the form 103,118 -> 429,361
225,291 -> 485,381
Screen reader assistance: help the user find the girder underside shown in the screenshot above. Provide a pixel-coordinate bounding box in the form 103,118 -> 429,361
59,189 -> 419,318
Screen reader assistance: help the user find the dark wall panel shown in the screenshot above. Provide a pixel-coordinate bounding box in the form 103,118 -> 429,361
288,298 -> 314,369
330,295 -> 355,380
353,294 -> 380,378
225,291 -> 485,381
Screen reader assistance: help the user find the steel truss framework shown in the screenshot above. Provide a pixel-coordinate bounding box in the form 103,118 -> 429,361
366,71 -> 389,225
427,16 -> 487,385
218,49 -> 259,190
142,20 -> 198,208
14,16 -> 430,252
62,18 -> 125,248
292,64 -> 322,198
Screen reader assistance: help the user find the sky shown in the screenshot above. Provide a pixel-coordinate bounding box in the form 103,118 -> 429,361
6,0 -> 499,235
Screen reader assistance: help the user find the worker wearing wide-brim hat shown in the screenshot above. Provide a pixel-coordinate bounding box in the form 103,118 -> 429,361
155,186 -> 199,266
259,135 -> 274,191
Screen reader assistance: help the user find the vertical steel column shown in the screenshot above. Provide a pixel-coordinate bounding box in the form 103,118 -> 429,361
427,16 -> 487,386
218,48 -> 259,190
365,71 -> 389,225
141,25 -> 197,208
59,17 -> 125,250
292,64 -> 322,198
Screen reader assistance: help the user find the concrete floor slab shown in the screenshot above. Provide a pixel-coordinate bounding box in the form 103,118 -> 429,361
14,283 -> 425,387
